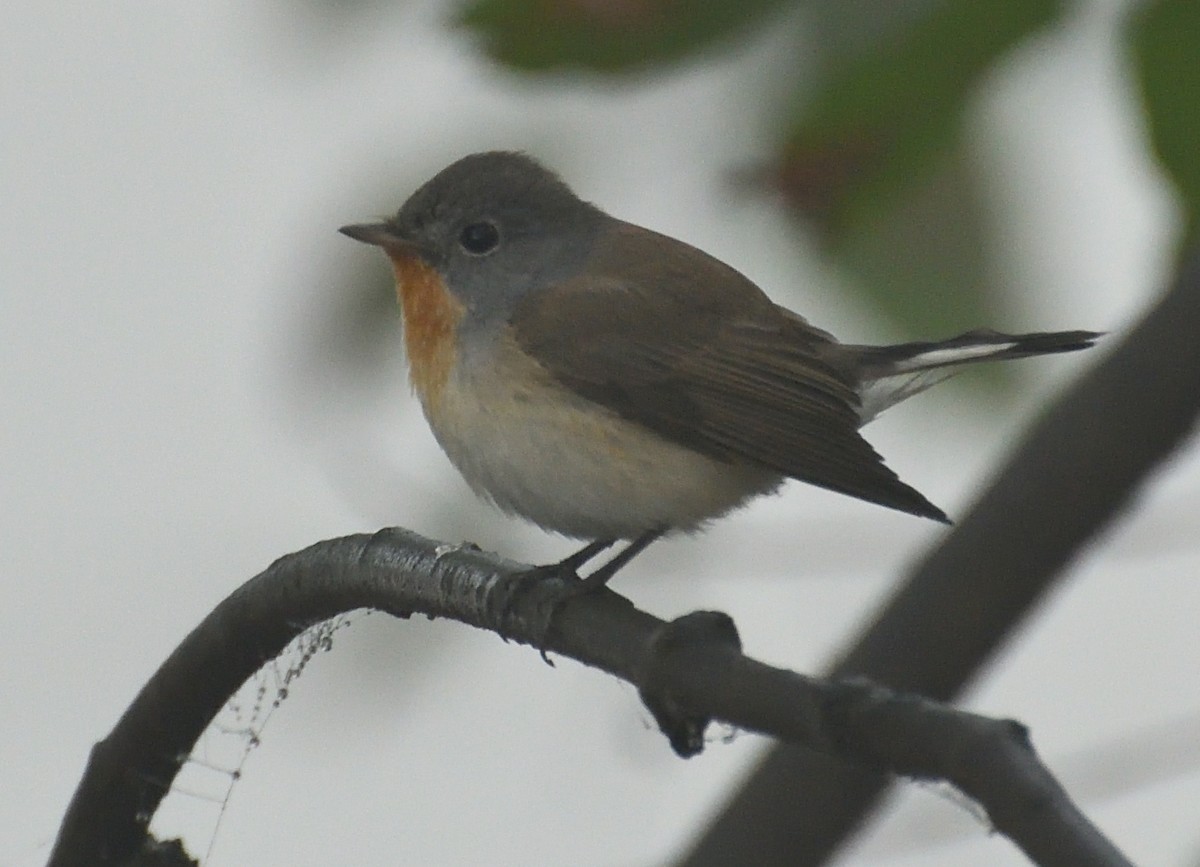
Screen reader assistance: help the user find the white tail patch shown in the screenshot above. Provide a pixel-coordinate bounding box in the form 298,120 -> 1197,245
891,342 -> 1018,374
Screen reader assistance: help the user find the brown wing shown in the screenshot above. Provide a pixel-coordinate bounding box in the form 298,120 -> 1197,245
510,223 -> 947,522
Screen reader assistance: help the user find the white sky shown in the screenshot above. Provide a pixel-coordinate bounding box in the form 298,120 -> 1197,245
3,1 -> 1197,865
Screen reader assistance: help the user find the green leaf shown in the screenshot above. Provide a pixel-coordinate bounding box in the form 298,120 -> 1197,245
1130,0 -> 1200,242
836,149 -> 996,340
780,0 -> 1064,233
458,0 -> 788,73
769,0 -> 1063,342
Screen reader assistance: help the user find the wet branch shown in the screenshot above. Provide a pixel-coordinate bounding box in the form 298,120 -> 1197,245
51,529 -> 1130,867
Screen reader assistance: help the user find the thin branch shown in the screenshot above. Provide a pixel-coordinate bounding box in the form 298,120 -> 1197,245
680,245 -> 1200,866
51,530 -> 1130,867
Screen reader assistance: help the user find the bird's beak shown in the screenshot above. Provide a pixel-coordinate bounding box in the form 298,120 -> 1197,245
338,222 -> 416,254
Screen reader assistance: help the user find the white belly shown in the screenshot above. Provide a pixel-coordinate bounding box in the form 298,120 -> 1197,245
419,334 -> 781,540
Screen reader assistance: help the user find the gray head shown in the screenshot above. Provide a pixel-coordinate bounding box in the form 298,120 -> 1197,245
340,151 -> 608,324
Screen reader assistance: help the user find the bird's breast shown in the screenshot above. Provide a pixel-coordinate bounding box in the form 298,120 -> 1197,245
415,330 -> 782,539
388,252 -> 465,409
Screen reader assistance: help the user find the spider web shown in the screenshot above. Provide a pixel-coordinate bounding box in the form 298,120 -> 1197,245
146,611 -> 364,864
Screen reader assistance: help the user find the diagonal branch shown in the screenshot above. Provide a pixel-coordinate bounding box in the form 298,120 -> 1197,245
51,530 -> 1130,867
680,246 -> 1200,866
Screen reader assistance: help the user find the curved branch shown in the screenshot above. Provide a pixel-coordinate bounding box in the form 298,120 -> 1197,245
51,530 -> 1129,867
681,245 -> 1200,865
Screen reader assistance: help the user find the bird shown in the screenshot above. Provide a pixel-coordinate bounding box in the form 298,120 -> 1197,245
340,151 -> 1097,588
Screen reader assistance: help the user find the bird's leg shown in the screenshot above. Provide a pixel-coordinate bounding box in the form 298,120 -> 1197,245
577,527 -> 665,591
520,538 -> 615,583
521,529 -> 664,665
556,538 -> 617,576
518,528 -> 662,595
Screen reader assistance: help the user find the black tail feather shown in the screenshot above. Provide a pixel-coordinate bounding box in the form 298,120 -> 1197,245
852,329 -> 1102,378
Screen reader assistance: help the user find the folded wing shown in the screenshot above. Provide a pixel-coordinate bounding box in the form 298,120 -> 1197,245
510,223 -> 948,522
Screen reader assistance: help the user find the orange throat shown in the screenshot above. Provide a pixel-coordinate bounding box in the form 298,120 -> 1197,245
387,252 -> 464,408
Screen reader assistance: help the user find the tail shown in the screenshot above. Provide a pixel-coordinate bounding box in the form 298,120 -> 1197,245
850,329 -> 1101,424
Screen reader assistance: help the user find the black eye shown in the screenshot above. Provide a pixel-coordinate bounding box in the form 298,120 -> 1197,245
458,221 -> 500,255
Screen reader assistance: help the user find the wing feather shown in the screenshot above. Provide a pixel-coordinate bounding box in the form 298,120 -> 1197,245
510,223 -> 946,521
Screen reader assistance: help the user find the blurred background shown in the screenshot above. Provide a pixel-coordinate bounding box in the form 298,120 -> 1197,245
4,0 -> 1198,864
